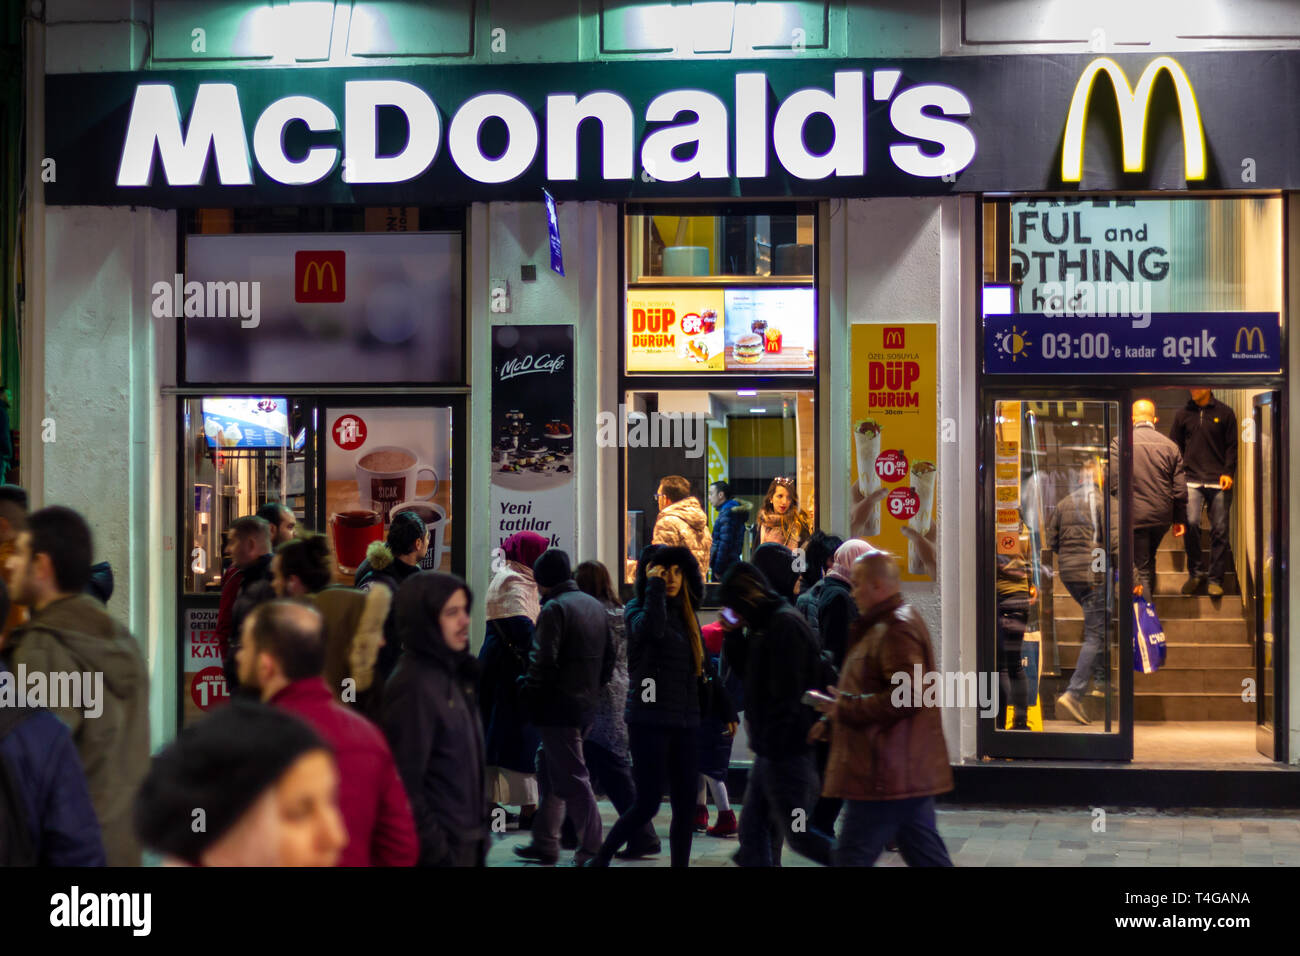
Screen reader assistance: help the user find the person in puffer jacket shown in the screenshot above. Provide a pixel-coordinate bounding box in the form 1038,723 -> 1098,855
354,511 -> 428,689
708,481 -> 751,583
651,476 -> 712,579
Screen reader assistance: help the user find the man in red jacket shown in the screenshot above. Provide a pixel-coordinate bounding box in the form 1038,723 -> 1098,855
236,600 -> 418,867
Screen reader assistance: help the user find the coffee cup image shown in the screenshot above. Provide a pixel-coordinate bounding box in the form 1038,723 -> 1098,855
854,419 -> 883,536
391,500 -> 450,570
355,446 -> 437,523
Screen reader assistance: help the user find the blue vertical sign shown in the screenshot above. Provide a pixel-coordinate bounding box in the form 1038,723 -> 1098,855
543,188 -> 564,277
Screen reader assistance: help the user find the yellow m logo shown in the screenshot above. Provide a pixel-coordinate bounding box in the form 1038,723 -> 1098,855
1061,56 -> 1205,183
1235,326 -> 1264,353
302,260 -> 338,292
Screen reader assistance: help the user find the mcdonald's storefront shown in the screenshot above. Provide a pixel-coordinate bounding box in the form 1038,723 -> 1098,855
34,45 -> 1300,799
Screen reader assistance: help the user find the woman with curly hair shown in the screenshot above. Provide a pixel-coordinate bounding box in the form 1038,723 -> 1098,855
754,476 -> 812,552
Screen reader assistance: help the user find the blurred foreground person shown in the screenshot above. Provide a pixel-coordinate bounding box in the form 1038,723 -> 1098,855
812,550 -> 953,867
134,700 -> 345,866
6,506 -> 149,866
0,572 -> 105,866
383,572 -> 488,866
237,600 -> 417,867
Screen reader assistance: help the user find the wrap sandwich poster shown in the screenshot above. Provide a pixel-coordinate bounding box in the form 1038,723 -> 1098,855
490,325 -> 576,555
849,324 -> 938,582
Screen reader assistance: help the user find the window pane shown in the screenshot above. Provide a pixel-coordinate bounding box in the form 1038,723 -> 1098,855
627,212 -> 815,282
624,389 -> 815,585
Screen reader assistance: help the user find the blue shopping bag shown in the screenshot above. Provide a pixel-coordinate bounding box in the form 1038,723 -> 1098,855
1133,595 -> 1167,674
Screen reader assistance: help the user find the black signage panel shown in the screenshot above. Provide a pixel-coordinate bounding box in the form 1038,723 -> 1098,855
42,52 -> 1300,206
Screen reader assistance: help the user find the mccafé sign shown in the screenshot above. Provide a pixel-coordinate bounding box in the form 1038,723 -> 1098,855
113,72 -> 975,189
44,52 -> 1300,204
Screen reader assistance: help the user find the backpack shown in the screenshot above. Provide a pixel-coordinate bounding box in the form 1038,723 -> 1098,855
0,705 -> 37,866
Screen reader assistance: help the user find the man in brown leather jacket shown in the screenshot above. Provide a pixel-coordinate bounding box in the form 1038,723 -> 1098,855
812,550 -> 953,866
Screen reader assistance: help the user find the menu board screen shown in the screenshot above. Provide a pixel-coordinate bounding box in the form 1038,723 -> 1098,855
200,397 -> 290,448
722,288 -> 815,372
626,287 -> 814,373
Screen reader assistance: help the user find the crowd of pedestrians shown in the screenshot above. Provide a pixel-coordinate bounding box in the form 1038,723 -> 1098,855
0,479 -> 955,868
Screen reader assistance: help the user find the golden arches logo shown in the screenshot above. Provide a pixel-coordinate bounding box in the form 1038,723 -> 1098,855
302,260 -> 338,293
1061,56 -> 1205,183
1235,326 -> 1265,353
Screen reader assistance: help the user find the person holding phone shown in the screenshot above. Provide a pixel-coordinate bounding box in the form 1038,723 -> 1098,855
589,546 -> 735,867
718,561 -> 834,867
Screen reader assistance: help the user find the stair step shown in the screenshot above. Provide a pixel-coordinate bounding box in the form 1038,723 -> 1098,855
1134,667 -> 1254,693
1055,642 -> 1253,668
1052,617 -> 1247,643
1052,592 -> 1246,619
1132,694 -> 1256,721
1154,569 -> 1239,593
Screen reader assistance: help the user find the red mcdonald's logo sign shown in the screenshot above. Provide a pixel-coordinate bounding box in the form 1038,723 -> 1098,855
883,326 -> 906,348
295,250 -> 345,303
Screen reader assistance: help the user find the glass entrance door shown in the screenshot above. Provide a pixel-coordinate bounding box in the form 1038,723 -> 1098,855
1253,392 -> 1286,759
979,393 -> 1134,760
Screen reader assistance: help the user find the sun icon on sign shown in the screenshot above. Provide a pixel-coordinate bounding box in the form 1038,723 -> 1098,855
995,326 -> 1032,362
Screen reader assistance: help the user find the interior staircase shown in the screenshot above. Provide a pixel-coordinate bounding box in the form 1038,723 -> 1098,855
1050,520 -> 1254,721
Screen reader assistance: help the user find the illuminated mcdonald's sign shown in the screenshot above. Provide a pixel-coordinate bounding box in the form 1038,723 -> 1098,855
1235,326 -> 1265,353
294,250 -> 345,303
1061,56 -> 1205,183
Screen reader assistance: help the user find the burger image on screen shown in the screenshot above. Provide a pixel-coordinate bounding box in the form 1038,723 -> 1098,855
733,333 -> 764,364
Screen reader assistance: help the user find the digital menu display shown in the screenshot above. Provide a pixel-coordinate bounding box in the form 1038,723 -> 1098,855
626,287 -> 814,373
200,398 -> 290,448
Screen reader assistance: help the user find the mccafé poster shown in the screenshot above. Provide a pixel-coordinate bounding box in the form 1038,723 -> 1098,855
490,325 -> 576,556
849,323 -> 937,582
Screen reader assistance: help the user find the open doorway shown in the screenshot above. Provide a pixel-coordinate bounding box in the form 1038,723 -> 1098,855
1131,385 -> 1278,765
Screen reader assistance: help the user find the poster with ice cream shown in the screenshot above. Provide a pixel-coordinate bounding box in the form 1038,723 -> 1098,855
849,324 -> 938,582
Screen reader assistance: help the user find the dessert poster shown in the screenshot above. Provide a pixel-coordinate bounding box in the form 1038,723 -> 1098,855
490,325 -> 576,556
849,323 -> 937,582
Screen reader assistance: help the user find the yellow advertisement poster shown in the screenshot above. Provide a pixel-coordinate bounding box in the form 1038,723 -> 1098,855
626,289 -> 725,371
849,324 -> 937,582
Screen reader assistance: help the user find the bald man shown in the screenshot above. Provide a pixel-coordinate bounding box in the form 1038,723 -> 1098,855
1125,400 -> 1188,597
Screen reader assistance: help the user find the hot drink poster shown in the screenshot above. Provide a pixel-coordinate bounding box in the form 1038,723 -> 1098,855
490,324 -> 576,555
849,323 -> 937,582
324,406 -> 453,578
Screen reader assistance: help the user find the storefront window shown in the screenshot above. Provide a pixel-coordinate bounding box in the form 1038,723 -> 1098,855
623,388 -> 815,585
181,396 -> 308,595
183,231 -> 464,385
621,204 -> 818,592
627,211 -> 815,282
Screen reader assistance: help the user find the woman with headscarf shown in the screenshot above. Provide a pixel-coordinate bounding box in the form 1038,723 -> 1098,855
478,531 -> 549,830
754,477 -> 813,552
382,572 -> 488,866
810,537 -> 874,836
590,545 -> 735,867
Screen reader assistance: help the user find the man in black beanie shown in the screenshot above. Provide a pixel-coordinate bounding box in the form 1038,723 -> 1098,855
134,701 -> 345,866
718,561 -> 833,867
514,549 -> 614,866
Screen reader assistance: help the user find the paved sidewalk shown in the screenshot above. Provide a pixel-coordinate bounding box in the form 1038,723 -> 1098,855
489,802 -> 1300,867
